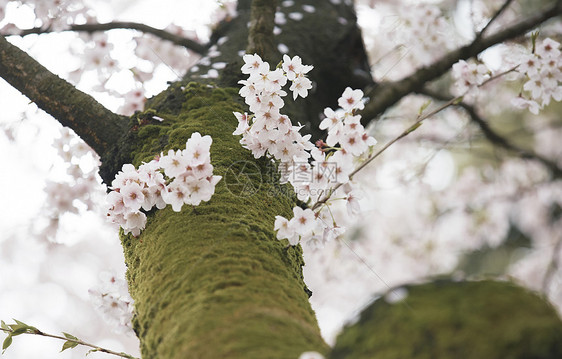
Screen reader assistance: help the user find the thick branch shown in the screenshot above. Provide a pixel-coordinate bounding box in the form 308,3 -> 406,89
247,0 -> 277,61
0,35 -> 127,157
420,88 -> 562,178
9,22 -> 208,55
361,1 -> 562,121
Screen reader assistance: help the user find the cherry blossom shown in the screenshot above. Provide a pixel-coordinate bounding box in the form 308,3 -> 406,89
88,271 -> 134,334
513,37 -> 562,113
234,55 -> 377,248
451,59 -> 490,97
106,132 -> 222,236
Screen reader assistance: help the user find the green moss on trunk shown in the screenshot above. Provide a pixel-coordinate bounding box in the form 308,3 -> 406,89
121,83 -> 327,358
330,280 -> 562,359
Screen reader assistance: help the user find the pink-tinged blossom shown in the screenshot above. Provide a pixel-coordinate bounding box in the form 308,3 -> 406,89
235,55 -> 377,247
184,176 -> 221,205
511,96 -> 540,115
290,207 -> 317,236
185,132 -> 212,165
163,181 -> 190,212
160,149 -> 188,178
319,107 -> 341,131
275,215 -> 299,245
105,132 -> 221,236
535,38 -> 561,59
338,87 -> 365,111
451,59 -> 490,96
343,183 -> 361,215
124,211 -> 147,237
89,272 -> 134,334
290,75 -> 313,100
518,54 -> 540,77
120,182 -> 145,211
282,54 -> 305,81
107,191 -> 126,215
514,37 -> 562,114
241,53 -> 268,75
112,163 -> 140,189
233,112 -> 251,135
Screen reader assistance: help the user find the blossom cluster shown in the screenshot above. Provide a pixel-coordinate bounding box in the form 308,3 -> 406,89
106,132 -> 221,236
394,4 -> 454,68
233,54 -> 376,248
512,37 -> 562,114
451,59 -> 490,97
41,127 -> 103,241
1,0 -> 91,32
88,271 -> 134,334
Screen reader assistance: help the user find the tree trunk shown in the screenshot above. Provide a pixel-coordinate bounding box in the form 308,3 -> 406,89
110,2 -> 374,356
119,83 -> 328,358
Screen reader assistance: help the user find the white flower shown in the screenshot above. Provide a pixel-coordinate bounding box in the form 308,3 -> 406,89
338,87 -> 365,111
241,53 -> 268,74
88,272 -> 134,334
120,182 -> 145,211
112,163 -> 140,189
319,107 -> 341,131
163,180 -> 189,212
184,177 -> 214,205
274,216 -> 299,245
511,96 -> 540,115
124,211 -> 147,237
160,149 -> 188,178
289,207 -> 317,236
106,191 -> 126,215
523,76 -> 546,99
290,75 -> 313,100
518,54 -> 540,77
535,38 -> 561,59
184,132 -> 212,165
233,112 -> 251,135
282,54 -> 304,81
343,183 -> 361,215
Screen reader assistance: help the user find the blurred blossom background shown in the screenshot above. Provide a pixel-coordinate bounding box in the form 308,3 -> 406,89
1,0 -> 561,357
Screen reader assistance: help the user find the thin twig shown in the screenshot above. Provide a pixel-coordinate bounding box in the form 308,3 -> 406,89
7,22 -> 208,55
0,326 -> 138,359
312,96 -> 460,211
312,66 -> 529,210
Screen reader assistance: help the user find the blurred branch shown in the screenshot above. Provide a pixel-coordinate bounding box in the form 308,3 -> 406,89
0,34 -> 127,158
419,88 -> 562,178
361,1 -> 562,121
6,21 -> 208,55
475,0 -> 516,41
247,0 -> 277,61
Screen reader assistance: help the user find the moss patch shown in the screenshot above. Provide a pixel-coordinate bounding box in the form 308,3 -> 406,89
330,280 -> 562,359
120,83 -> 327,358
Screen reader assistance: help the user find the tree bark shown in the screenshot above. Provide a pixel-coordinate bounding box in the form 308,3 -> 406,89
0,35 -> 127,159
120,84 -> 327,358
